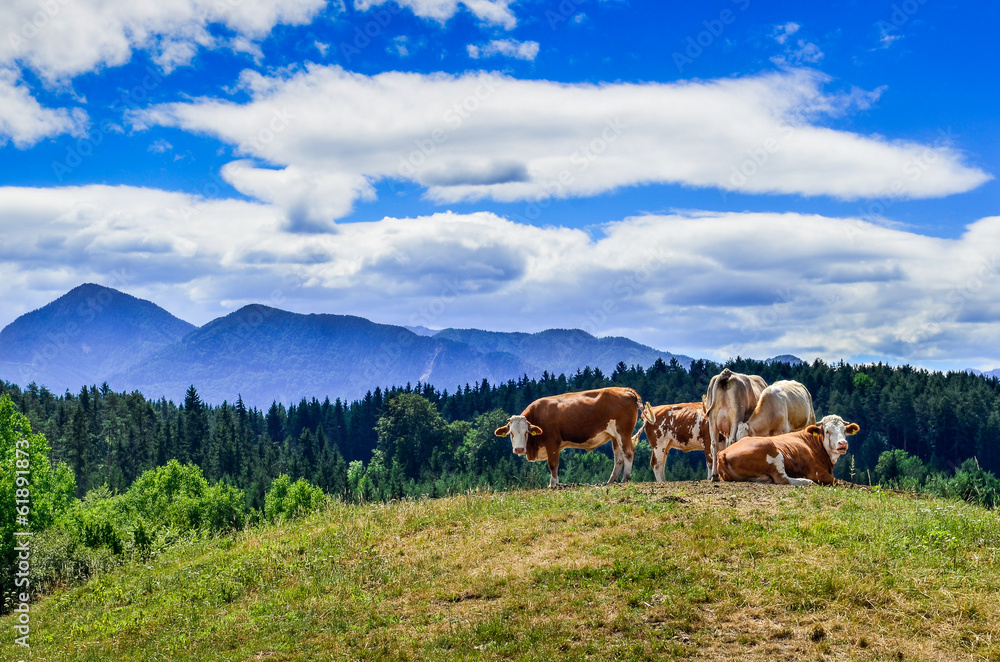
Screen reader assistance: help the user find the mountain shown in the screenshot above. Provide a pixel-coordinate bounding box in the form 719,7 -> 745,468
0,284 -> 195,394
765,354 -> 805,366
2,286 -> 697,407
110,305 -> 533,407
432,327 -> 692,377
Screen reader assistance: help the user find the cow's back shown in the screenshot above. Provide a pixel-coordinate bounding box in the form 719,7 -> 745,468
749,380 -> 815,436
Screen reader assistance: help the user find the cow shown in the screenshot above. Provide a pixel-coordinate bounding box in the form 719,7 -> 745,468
717,414 -> 859,486
495,387 -> 656,487
632,402 -> 711,482
733,380 -> 816,442
703,368 -> 768,481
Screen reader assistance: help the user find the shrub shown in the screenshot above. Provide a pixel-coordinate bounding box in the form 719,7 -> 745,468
264,475 -> 328,522
1,395 -> 76,610
926,458 -> 1000,509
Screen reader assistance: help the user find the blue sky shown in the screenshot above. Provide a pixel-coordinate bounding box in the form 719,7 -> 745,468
0,0 -> 998,371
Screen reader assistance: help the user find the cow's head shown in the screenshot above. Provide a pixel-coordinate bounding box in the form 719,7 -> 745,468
495,415 -> 543,455
805,415 -> 859,465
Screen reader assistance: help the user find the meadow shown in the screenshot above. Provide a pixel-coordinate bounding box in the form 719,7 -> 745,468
3,480 -> 998,661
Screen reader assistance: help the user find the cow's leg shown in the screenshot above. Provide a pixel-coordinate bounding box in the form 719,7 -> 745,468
615,420 -> 635,482
702,446 -> 712,482
708,418 -> 719,481
546,450 -> 561,488
766,453 -> 814,486
607,433 -> 625,484
651,440 -> 667,482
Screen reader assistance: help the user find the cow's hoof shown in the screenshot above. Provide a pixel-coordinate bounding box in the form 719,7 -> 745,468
710,475 -> 721,483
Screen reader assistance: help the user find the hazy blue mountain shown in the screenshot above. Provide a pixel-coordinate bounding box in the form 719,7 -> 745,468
3,286 -> 698,406
404,325 -> 438,337
967,368 -> 1000,378
111,305 -> 533,407
765,354 -> 805,366
0,283 -> 195,394
432,327 -> 693,377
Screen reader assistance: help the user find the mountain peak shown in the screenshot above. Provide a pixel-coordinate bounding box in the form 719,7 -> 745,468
0,284 -> 195,394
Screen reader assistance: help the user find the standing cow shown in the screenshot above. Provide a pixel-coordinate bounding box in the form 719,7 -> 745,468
734,380 -> 816,442
632,402 -> 711,482
718,414 -> 859,485
704,368 -> 767,481
495,387 -> 656,487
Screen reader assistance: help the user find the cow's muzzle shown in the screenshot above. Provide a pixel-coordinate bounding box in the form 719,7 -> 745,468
514,447 -> 526,455
836,442 -> 848,453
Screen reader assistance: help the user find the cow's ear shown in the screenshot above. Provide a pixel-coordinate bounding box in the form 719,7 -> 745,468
806,425 -> 821,437
494,425 -> 510,437
845,423 -> 860,435
529,425 -> 543,436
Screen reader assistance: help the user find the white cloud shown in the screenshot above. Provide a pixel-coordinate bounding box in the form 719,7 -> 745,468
772,39 -> 824,66
468,39 -> 539,61
0,0 -> 327,145
1,184 -> 999,370
0,67 -> 87,147
772,22 -> 800,45
136,66 -> 991,226
771,22 -> 823,65
354,0 -> 516,29
391,36 -> 411,57
148,139 -> 174,153
0,0 -> 327,81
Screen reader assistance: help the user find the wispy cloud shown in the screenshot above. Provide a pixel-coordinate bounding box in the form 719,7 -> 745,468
772,22 -> 800,45
148,139 -> 173,154
354,0 -> 516,29
467,39 -> 539,61
771,22 -> 823,65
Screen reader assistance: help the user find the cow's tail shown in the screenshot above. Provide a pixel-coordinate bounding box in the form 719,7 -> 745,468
624,388 -> 655,425
625,389 -> 655,446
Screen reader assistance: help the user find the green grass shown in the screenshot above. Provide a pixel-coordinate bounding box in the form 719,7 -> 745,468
4,482 -> 1000,661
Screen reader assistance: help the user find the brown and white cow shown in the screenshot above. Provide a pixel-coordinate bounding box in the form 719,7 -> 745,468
734,380 -> 816,442
704,368 -> 768,481
632,402 -> 711,482
717,414 -> 859,486
495,387 -> 656,487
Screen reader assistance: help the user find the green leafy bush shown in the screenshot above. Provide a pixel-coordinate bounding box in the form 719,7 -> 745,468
1,395 -> 76,609
926,458 -> 1000,509
264,474 -> 328,522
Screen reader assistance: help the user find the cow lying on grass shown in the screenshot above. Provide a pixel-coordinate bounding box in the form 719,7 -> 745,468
717,414 -> 859,486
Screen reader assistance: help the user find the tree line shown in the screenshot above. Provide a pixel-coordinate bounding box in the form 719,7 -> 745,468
2,357 -> 999,506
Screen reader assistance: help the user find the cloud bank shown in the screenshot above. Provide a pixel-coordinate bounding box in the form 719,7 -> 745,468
137,66 -> 991,228
1,184 -> 998,370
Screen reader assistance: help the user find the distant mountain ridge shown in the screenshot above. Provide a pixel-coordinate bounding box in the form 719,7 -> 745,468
432,327 -> 692,377
0,285 -> 691,407
111,304 -> 533,407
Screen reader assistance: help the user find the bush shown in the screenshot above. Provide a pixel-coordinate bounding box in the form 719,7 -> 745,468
264,475 -> 328,522
926,458 -> 1000,509
1,395 -> 76,611
874,449 -> 928,489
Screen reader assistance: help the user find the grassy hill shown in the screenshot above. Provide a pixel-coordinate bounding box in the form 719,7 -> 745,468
3,482 -> 999,661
